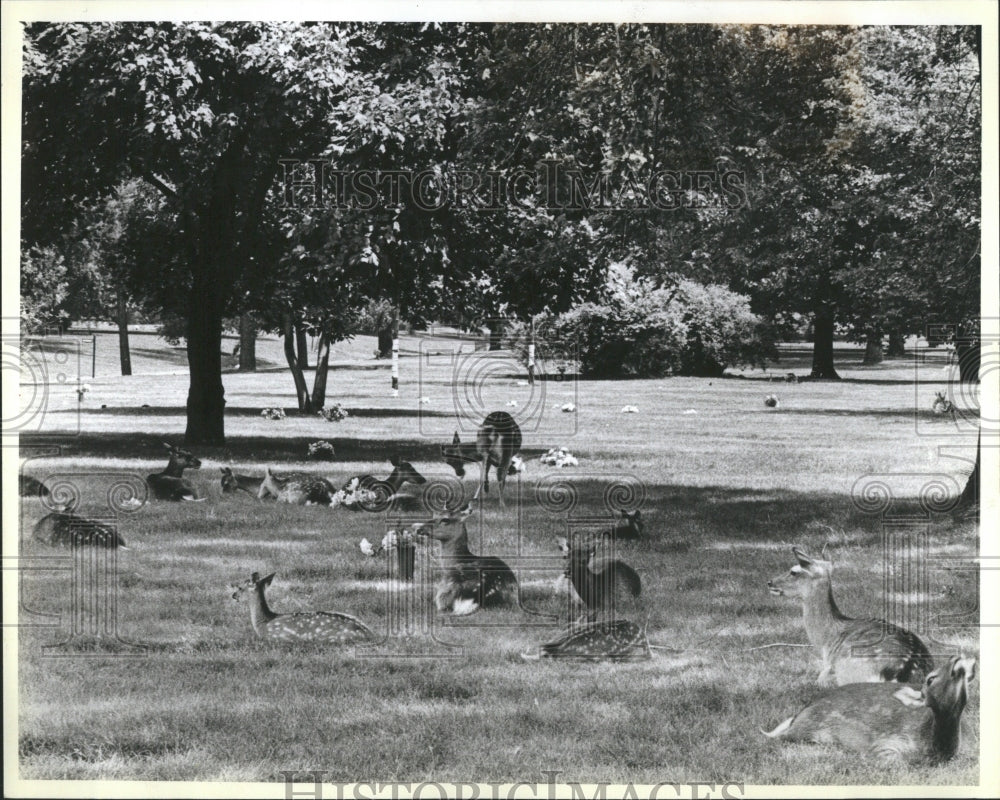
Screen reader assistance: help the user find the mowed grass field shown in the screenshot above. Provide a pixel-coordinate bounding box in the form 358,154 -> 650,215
13,333 -> 982,787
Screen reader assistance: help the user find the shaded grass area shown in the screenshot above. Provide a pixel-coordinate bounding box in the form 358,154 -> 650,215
15,345 -> 981,786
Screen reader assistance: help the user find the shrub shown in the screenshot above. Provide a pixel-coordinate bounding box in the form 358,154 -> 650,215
510,276 -> 772,379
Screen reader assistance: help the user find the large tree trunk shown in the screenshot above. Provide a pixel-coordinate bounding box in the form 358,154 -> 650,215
887,329 -> 906,358
283,313 -> 312,412
488,319 -> 506,351
810,305 -> 841,380
956,329 -> 980,384
296,325 -> 310,370
376,326 -> 393,358
862,328 -> 883,366
957,432 -> 980,513
238,313 -> 256,372
185,289 -> 226,445
311,333 -> 331,409
116,290 -> 132,376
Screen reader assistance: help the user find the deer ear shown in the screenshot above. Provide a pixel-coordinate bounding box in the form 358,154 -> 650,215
261,572 -> 276,586
893,686 -> 926,708
452,432 -> 461,444
792,547 -> 813,567
250,571 -> 261,582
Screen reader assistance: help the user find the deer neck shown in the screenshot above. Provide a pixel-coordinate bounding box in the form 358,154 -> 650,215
249,586 -> 278,632
162,457 -> 186,478
438,527 -> 473,563
928,705 -> 963,762
383,468 -> 404,493
567,549 -> 597,595
801,581 -> 852,648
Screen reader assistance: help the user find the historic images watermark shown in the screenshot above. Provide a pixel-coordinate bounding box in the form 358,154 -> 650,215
279,160 -> 748,212
280,771 -> 746,799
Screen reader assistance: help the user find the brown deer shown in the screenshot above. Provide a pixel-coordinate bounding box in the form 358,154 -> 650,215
764,655 -> 976,765
20,474 -> 50,498
607,509 -> 643,541
441,411 -> 522,508
33,511 -> 127,549
341,456 -> 427,512
521,620 -> 651,662
220,467 -> 263,499
558,533 -> 641,622
411,504 -> 518,614
767,547 -> 933,685
257,468 -> 337,506
147,443 -> 203,501
230,572 -> 376,643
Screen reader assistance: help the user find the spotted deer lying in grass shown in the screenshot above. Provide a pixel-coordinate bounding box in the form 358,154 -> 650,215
767,547 -> 933,685
33,511 -> 128,548
411,504 -> 518,615
521,620 -> 651,662
231,572 -> 376,643
558,532 -> 642,623
220,467 -> 263,499
441,411 -> 522,508
258,468 -> 337,506
341,456 -> 427,512
147,443 -> 203,501
764,655 -> 976,765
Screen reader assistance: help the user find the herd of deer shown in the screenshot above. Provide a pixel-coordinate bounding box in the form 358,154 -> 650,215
22,410 -> 976,767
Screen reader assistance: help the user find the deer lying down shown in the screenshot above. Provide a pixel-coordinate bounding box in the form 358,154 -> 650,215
767,547 -> 933,685
148,443 -> 204,501
231,572 -> 375,643
220,467 -> 263,498
764,655 -> 976,765
521,620 -> 651,662
411,504 -> 518,615
258,468 -> 337,506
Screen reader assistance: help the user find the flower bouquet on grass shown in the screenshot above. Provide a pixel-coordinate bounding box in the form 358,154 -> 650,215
333,477 -> 379,510
307,441 -> 335,460
540,448 -> 578,468
360,528 -> 417,580
317,404 -> 349,422
260,407 -> 286,420
507,455 -> 526,475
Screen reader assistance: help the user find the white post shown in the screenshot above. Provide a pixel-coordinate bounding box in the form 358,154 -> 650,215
391,309 -> 400,397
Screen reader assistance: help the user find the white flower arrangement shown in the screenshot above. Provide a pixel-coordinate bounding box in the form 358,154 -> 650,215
561,403 -> 576,413
621,405 -> 639,414
334,477 -> 379,508
540,447 -> 578,468
307,440 -> 336,459
317,403 -> 349,422
508,455 -> 526,474
506,400 -> 518,407
360,527 -> 417,557
682,408 -> 698,415
419,396 -> 431,404
764,395 -> 779,408
261,407 -> 286,420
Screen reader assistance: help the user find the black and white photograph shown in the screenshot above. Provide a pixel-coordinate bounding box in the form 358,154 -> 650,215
3,1 -> 996,797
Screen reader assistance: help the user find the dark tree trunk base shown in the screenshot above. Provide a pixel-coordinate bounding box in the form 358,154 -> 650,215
810,307 -> 841,380
238,313 -> 257,372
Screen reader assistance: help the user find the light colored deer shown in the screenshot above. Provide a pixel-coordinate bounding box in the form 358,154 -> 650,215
147,443 -> 203,501
558,533 -> 641,623
220,467 -> 263,499
230,572 -> 376,643
341,456 -> 427,512
767,547 -> 933,685
764,655 -> 976,765
521,619 -> 651,662
257,468 -> 337,506
411,504 -> 518,615
441,411 -> 522,508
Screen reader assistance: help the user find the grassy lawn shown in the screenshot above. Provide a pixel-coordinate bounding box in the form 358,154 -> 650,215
12,334 -> 981,787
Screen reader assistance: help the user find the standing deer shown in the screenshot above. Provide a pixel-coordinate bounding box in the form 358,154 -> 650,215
767,547 -> 933,685
558,533 -> 641,622
257,468 -> 337,506
411,504 -> 518,615
763,655 -> 976,765
230,572 -> 376,643
147,443 -> 203,501
341,456 -> 427,512
441,411 -> 522,508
